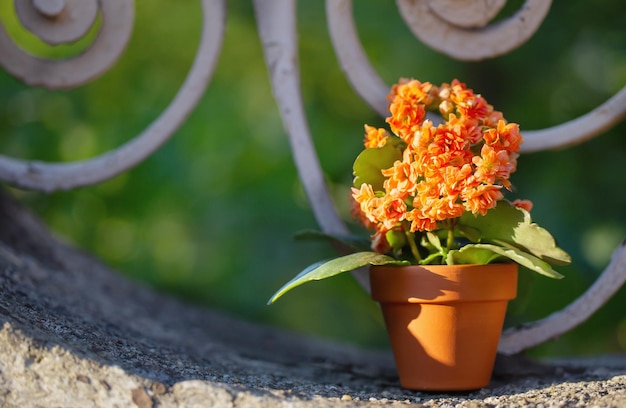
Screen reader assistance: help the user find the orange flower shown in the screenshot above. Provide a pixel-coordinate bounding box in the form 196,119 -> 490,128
445,113 -> 483,145
484,120 -> 523,153
422,196 -> 465,223
412,180 -> 464,224
411,119 -> 437,153
386,79 -> 433,142
405,209 -> 438,232
349,191 -> 376,230
432,116 -> 470,153
352,184 -> 407,234
378,194 -> 407,231
512,199 -> 533,212
363,125 -> 389,149
381,159 -> 417,199
351,184 -> 379,225
472,144 -> 515,187
441,163 -> 473,196
353,78 -> 526,235
462,184 -> 504,215
483,108 -> 505,128
448,80 -> 495,122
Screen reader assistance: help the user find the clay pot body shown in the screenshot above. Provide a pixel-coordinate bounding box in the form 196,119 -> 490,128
370,263 -> 518,391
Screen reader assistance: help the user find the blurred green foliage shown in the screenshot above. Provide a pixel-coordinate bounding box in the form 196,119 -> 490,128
1,1 -> 625,357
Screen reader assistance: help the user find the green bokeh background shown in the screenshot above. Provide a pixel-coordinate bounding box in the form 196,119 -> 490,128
1,1 -> 625,357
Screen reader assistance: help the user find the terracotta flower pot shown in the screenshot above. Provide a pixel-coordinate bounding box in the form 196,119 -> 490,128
369,263 -> 518,391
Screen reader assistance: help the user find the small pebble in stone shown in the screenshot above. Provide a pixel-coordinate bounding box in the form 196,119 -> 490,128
99,380 -> 111,391
341,394 -> 352,401
131,387 -> 153,408
151,382 -> 167,395
76,374 -> 90,384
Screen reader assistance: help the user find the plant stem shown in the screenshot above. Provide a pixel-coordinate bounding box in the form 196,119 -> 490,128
443,218 -> 458,251
405,229 -> 421,263
447,227 -> 455,250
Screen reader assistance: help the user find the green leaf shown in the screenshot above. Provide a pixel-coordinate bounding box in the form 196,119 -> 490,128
386,229 -> 407,252
459,201 -> 526,242
513,222 -> 572,266
418,232 -> 445,264
267,252 -> 408,304
426,231 -> 443,251
455,224 -> 481,242
353,144 -> 402,190
458,201 -> 571,266
447,246 -> 504,265
452,243 -> 564,279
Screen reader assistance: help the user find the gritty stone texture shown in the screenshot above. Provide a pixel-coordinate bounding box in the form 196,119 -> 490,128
0,189 -> 625,407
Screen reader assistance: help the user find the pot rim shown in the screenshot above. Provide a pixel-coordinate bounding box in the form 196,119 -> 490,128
369,263 -> 518,304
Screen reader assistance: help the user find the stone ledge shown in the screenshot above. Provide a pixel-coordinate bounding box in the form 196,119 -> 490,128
1,190 -> 625,407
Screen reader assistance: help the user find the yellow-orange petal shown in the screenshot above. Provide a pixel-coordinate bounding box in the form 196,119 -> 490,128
364,125 -> 390,149
512,199 -> 533,212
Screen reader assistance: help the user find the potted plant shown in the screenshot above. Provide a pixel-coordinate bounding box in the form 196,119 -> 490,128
268,79 -> 571,391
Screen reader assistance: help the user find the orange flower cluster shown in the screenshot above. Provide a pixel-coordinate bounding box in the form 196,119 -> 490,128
353,79 -> 525,237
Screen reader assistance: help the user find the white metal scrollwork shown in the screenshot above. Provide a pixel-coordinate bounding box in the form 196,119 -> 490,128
1,0 -> 625,355
396,0 -> 552,61
1,0 -> 133,89
253,0 -> 370,290
0,0 -> 225,192
521,87 -> 626,153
